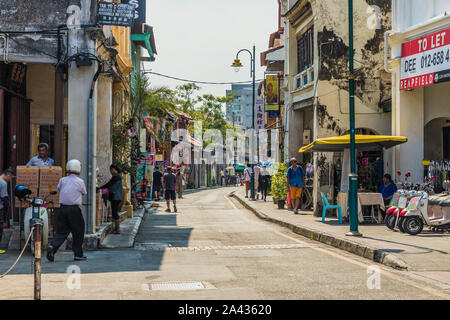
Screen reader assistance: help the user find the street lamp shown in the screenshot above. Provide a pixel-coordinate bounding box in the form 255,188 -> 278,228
346,0 -> 361,236
231,46 -> 256,200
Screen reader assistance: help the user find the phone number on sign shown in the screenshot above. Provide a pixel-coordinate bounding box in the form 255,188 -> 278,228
420,49 -> 450,69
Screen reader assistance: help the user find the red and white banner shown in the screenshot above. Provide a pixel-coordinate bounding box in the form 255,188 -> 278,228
255,99 -> 265,130
400,27 -> 450,90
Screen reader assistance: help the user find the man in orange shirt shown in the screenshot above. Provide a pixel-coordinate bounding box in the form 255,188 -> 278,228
286,158 -> 305,215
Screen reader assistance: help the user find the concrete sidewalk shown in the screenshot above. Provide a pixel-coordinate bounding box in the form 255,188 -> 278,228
99,206 -> 151,249
231,188 -> 450,272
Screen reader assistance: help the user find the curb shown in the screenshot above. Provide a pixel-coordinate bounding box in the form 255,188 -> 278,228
98,207 -> 150,249
229,191 -> 409,270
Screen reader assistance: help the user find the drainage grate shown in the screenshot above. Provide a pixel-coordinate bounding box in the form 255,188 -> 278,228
149,282 -> 205,291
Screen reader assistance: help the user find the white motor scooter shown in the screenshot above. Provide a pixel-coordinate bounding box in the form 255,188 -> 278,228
24,197 -> 49,254
401,192 -> 450,235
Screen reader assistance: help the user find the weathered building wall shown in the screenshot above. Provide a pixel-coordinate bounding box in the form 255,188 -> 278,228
314,0 -> 392,139
0,0 -> 97,63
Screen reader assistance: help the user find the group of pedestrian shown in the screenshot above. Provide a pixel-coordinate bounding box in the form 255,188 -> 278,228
152,166 -> 185,213
243,163 -> 272,201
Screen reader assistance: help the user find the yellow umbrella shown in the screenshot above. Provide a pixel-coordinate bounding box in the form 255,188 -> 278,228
299,134 -> 408,153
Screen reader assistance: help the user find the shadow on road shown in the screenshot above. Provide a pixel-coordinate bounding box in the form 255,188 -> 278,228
0,208 -> 193,276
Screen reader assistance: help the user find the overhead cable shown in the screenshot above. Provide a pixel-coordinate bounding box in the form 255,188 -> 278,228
143,71 -> 264,85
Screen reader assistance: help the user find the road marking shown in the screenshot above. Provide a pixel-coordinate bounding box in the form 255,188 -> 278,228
135,242 -> 314,251
225,193 -> 450,299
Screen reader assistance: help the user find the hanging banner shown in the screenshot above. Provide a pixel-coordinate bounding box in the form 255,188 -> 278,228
400,27 -> 450,90
122,0 -> 146,24
265,74 -> 279,110
255,99 -> 265,130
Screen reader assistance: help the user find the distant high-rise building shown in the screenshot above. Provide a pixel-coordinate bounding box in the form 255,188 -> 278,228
225,84 -> 257,129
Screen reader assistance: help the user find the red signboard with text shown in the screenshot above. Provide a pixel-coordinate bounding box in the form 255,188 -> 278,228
400,27 -> 450,90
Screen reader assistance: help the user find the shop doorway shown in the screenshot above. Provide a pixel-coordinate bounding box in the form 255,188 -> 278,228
424,118 -> 450,161
444,126 -> 450,160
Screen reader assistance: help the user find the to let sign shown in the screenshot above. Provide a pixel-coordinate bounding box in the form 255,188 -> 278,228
400,27 -> 450,90
97,2 -> 134,27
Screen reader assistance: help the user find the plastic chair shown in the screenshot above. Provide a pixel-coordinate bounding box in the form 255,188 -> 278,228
321,192 -> 343,224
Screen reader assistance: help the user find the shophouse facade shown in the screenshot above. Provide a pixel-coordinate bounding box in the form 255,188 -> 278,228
0,0 -> 156,231
386,0 -> 450,187
281,0 -> 392,214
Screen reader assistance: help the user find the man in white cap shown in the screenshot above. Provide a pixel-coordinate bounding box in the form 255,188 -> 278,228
47,159 -> 87,262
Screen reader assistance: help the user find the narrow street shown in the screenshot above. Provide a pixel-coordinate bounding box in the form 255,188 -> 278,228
0,187 -> 449,300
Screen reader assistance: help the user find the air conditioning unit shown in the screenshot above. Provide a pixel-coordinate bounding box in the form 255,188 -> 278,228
303,129 -> 311,145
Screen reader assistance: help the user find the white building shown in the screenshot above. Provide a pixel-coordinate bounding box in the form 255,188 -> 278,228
386,0 -> 450,185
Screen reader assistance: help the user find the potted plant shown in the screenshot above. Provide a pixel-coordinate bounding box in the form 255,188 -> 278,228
271,163 -> 288,209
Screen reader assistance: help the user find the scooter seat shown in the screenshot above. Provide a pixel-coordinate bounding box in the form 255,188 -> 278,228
386,207 -> 397,214
439,197 -> 450,207
428,195 -> 448,206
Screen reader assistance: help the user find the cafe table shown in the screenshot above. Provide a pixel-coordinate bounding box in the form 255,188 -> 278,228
337,192 -> 385,223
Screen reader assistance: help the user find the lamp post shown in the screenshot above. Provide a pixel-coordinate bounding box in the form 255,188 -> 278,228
231,45 -> 256,200
346,0 -> 361,236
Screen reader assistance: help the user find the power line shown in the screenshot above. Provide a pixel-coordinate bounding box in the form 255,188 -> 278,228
143,71 -> 264,85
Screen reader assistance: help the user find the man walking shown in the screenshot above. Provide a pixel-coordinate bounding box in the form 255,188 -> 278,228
286,158 -> 305,215
220,169 -> 224,186
27,143 -> 54,166
244,163 -> 252,198
0,168 -> 14,244
153,167 -> 163,201
163,167 -> 177,213
47,159 -> 87,262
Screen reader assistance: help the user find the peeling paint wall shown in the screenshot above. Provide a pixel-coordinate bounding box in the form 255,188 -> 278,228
314,0 -> 392,139
0,0 -> 97,63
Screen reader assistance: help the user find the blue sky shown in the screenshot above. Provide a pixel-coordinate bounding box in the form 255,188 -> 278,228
144,0 -> 279,99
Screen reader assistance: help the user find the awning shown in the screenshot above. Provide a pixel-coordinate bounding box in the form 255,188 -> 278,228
131,25 -> 156,62
299,134 -> 408,153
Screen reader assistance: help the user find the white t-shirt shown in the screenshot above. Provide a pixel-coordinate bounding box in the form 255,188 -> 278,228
244,167 -> 252,182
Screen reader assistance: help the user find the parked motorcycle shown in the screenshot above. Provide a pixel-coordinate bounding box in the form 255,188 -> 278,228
402,192 -> 450,235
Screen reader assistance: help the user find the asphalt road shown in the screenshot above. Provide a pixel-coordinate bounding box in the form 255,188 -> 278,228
0,187 -> 449,300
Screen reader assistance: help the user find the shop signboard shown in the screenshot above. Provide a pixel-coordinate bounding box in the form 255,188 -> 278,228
268,110 -> 280,119
255,99 -> 265,130
122,0 -> 146,23
97,2 -> 135,27
400,27 -> 450,90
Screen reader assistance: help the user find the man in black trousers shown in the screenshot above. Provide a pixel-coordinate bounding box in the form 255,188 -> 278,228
47,159 -> 87,262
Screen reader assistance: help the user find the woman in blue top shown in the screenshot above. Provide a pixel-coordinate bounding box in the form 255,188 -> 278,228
378,174 -> 397,207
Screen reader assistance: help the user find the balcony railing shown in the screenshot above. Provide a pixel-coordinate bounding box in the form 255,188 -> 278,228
294,66 -> 314,90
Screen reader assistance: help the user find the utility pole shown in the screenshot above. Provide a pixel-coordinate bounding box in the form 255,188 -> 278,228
346,0 -> 361,237
231,45 -> 257,200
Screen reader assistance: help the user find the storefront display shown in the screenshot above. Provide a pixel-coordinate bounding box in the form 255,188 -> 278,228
425,160 -> 450,193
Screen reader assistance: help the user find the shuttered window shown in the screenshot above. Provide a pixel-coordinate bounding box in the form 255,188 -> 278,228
297,27 -> 314,74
